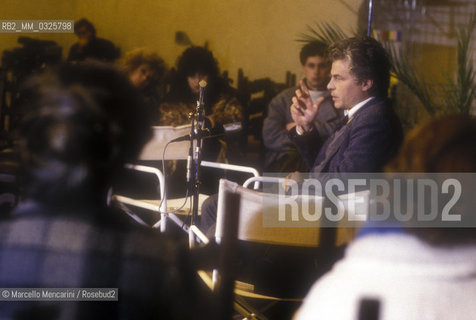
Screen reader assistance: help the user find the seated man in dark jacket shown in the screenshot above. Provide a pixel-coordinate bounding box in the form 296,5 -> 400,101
201,37 -> 402,236
289,36 -> 402,176
202,37 -> 402,233
263,41 -> 343,172
67,18 -> 119,63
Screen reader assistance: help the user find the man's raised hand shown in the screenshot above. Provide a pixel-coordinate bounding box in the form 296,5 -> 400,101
290,80 -> 323,133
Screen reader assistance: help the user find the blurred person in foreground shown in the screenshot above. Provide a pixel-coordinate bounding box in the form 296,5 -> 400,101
0,62 -> 209,319
295,115 -> 476,320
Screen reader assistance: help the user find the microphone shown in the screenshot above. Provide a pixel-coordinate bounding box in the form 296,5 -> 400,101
169,134 -> 191,143
196,80 -> 207,131
168,128 -> 211,143
169,122 -> 242,143
198,80 -> 207,107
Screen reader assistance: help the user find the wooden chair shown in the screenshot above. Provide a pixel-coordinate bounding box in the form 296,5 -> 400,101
236,69 -> 296,172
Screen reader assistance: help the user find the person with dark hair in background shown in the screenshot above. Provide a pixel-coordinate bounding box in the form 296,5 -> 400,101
289,36 -> 402,175
121,48 -> 167,122
0,62 -> 208,319
263,41 -> 343,172
295,115 -> 476,320
67,18 -> 120,63
159,46 -> 244,195
159,46 -> 243,159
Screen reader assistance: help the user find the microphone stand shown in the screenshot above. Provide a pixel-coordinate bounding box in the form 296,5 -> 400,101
191,103 -> 203,226
188,80 -> 207,244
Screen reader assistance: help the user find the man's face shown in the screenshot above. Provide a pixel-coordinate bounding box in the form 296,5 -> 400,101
327,58 -> 370,109
302,55 -> 330,91
76,26 -> 93,46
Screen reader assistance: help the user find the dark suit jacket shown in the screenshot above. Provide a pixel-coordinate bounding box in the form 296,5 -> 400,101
289,97 -> 402,174
67,38 -> 120,63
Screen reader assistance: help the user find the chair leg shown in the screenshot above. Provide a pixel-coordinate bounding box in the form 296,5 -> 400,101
233,296 -> 269,320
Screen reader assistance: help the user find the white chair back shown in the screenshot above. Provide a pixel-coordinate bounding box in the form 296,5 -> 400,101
139,124 -> 191,160
215,179 -> 368,248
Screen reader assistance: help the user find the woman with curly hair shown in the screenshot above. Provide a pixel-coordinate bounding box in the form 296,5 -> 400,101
121,48 -> 167,122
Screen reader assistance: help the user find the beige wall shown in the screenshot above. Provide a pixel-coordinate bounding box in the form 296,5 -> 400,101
1,0 -> 363,85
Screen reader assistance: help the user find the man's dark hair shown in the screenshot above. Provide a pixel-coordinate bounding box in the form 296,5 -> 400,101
329,36 -> 390,98
299,41 -> 329,65
74,18 -> 96,37
17,62 -> 152,207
